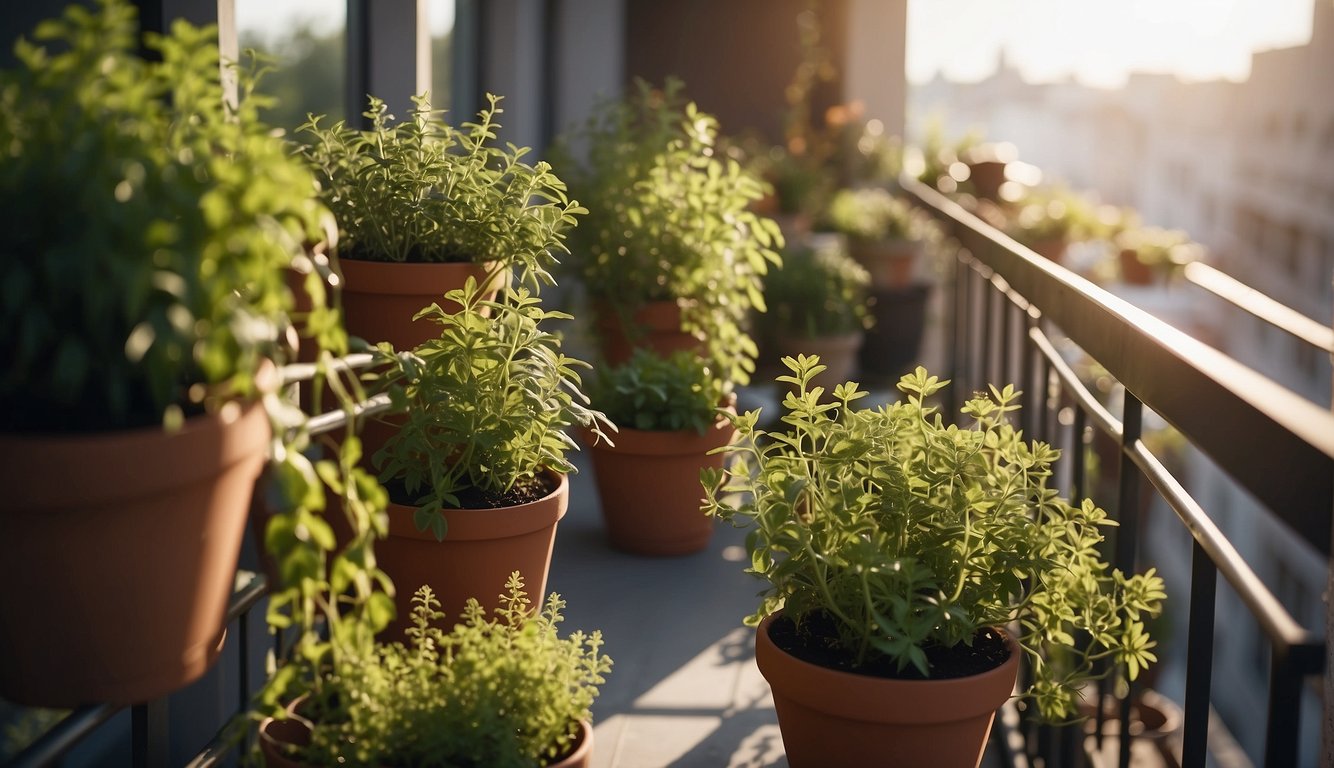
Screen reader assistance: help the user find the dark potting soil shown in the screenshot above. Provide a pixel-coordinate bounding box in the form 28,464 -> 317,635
383,472 -> 558,510
768,611 -> 1011,681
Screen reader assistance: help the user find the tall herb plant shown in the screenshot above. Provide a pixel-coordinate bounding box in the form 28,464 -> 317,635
704,357 -> 1166,720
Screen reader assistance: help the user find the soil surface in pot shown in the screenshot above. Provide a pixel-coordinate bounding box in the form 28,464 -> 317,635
384,473 -> 559,510
769,611 -> 1011,680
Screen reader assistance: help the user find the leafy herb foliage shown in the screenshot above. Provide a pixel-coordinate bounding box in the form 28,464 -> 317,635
704,358 -> 1166,720
0,0 -> 335,431
821,187 -> 932,244
593,349 -> 725,434
556,79 -> 783,386
297,94 -> 584,289
375,278 -> 611,539
283,575 -> 611,768
763,242 -> 871,339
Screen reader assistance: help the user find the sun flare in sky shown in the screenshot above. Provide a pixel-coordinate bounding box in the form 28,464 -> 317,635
907,0 -> 1316,87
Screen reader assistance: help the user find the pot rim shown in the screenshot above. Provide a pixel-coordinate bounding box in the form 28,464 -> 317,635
385,468 -> 569,542
339,258 -> 506,296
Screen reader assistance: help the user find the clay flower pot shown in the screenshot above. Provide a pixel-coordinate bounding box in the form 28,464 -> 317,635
755,613 -> 1020,768
376,471 -> 569,634
593,300 -> 702,366
583,409 -> 737,556
0,400 -> 270,707
848,238 -> 923,290
339,258 -> 507,352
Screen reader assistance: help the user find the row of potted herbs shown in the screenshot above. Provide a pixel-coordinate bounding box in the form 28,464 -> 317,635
0,3 -> 1166,767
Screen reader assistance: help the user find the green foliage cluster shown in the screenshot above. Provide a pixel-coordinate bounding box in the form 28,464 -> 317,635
703,358 -> 1166,720
821,187 -> 931,244
557,79 -> 783,386
593,350 -> 725,434
375,278 -> 610,539
297,94 -> 583,288
276,576 -> 611,768
763,242 -> 871,339
0,0 -> 336,431
1006,186 -> 1106,245
1116,226 -> 1200,277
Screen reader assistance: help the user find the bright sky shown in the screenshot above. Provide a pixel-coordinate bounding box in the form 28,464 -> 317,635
907,0 -> 1316,87
237,0 -> 1316,89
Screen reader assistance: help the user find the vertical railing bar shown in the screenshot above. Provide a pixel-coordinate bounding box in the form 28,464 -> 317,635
951,252 -> 970,412
131,699 -> 168,768
1114,393 -> 1143,768
1264,647 -> 1302,768
1000,289 -> 1015,390
1181,541 -> 1217,768
1021,310 -> 1039,440
1072,405 -> 1088,503
239,610 -> 251,709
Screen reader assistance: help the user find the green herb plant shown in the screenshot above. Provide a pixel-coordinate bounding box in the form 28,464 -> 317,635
703,357 -> 1166,720
375,278 -> 612,539
1115,226 -> 1200,281
0,0 -> 340,432
821,187 -> 932,245
1006,186 -> 1105,248
593,349 -> 726,434
297,94 -> 584,289
557,79 -> 783,386
763,242 -> 871,340
272,575 -> 611,768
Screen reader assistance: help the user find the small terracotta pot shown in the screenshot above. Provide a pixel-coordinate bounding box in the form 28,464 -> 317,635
377,471 -> 569,635
967,160 -> 1007,202
339,258 -> 507,352
1118,248 -> 1155,286
755,613 -> 1020,768
583,410 -> 736,556
1025,237 -> 1068,265
593,300 -> 702,366
849,238 -> 922,290
0,400 -> 270,707
774,331 -> 864,393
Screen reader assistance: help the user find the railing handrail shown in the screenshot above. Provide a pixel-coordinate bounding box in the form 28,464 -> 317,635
900,174 -> 1334,556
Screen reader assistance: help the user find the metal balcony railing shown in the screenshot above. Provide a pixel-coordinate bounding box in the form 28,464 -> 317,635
901,174 -> 1334,768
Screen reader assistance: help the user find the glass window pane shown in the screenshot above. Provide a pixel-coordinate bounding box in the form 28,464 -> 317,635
236,0 -> 347,130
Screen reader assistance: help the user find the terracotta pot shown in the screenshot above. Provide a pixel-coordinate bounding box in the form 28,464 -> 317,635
849,238 -> 923,290
0,400 -> 270,707
593,300 -> 701,366
774,331 -> 864,392
967,160 -> 1007,202
258,710 -> 593,768
755,613 -> 1019,768
583,410 -> 736,556
377,471 -> 568,635
1119,247 -> 1155,286
860,283 -> 932,381
339,258 -> 507,352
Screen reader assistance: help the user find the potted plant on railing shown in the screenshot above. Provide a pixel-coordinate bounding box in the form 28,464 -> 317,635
1005,186 -> 1101,264
1115,226 -> 1200,286
297,93 -> 584,351
582,350 -> 736,556
760,242 -> 872,390
370,278 -> 611,631
556,79 -> 782,388
703,358 -> 1166,767
0,0 -> 344,707
259,575 -> 612,768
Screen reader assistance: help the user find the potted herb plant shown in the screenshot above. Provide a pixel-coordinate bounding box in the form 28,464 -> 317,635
557,79 -> 782,388
1115,226 -> 1200,286
370,278 -> 610,630
820,187 -> 932,290
297,93 -> 584,351
1006,186 -> 1101,264
703,358 -> 1166,767
762,241 -> 872,391
583,350 -> 735,555
259,575 -> 612,767
0,0 -> 340,707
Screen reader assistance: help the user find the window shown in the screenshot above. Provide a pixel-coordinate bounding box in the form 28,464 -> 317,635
235,0 -> 348,130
